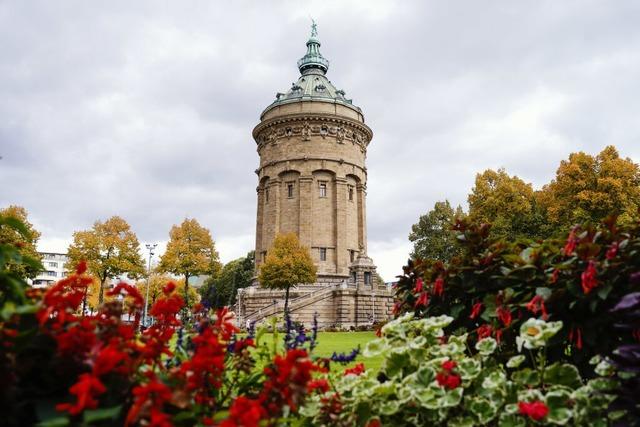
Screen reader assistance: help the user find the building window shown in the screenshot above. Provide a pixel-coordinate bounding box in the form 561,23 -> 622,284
261,251 -> 267,262
265,188 -> 269,203
319,182 -> 327,198
287,182 -> 294,198
350,250 -> 355,262
351,272 -> 357,283
46,271 -> 57,277
364,272 -> 371,286
319,247 -> 327,261
348,185 -> 354,201
48,262 -> 58,268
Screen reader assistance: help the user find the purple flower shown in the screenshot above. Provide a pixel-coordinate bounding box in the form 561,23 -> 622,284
331,347 -> 360,364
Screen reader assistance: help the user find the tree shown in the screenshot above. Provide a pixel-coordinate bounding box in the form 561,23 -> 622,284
0,206 -> 42,279
135,274 -> 198,309
158,218 -> 220,308
409,200 -> 465,262
468,168 -> 544,240
66,216 -> 145,305
201,251 -> 255,308
539,146 -> 640,230
258,233 -> 316,314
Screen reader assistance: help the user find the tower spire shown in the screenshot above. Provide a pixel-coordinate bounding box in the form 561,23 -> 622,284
297,20 -> 329,75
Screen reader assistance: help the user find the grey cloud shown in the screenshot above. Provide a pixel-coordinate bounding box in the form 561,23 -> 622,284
1,1 -> 640,280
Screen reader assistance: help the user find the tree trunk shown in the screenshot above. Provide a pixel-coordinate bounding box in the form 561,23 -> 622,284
284,285 -> 290,316
184,273 -> 190,308
98,272 -> 108,305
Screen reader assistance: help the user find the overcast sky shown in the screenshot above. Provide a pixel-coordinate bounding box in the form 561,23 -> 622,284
2,1 -> 639,281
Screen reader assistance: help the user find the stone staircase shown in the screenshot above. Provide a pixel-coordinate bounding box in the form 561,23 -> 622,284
242,283 -> 341,325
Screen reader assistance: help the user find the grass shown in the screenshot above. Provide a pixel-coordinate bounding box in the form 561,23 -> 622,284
254,331 -> 383,373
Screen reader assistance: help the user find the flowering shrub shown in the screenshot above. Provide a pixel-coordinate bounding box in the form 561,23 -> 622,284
300,314 -> 616,426
394,217 -> 640,375
0,219 -> 325,426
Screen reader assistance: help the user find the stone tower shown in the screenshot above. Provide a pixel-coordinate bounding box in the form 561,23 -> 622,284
237,23 -> 393,328
254,22 -> 373,279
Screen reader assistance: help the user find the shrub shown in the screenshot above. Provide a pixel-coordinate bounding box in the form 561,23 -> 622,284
300,313 -> 617,426
393,217 -> 640,375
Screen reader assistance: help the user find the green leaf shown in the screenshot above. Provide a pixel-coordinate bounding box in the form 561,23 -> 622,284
384,349 -> 411,378
506,355 -> 526,368
36,418 -> 70,427
596,283 -> 613,300
543,363 -> 582,389
498,413 -> 526,427
468,396 -> 498,424
83,405 -> 122,423
512,368 -> 541,387
475,337 -> 497,356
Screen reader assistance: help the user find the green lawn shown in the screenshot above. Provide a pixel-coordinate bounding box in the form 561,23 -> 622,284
254,331 -> 383,373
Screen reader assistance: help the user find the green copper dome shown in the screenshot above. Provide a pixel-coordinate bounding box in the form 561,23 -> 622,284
297,20 -> 329,74
263,21 -> 361,115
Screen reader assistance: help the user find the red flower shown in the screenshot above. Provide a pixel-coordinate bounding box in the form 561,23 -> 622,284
606,241 -> 619,260
496,306 -> 512,327
441,360 -> 457,371
495,328 -> 503,344
414,292 -> 429,308
308,378 -> 330,393
436,371 -> 461,389
581,260 -> 598,294
569,327 -> 583,350
518,400 -> 549,421
344,363 -> 365,376
163,281 -> 176,295
433,277 -> 444,297
93,344 -> 131,376
220,396 -> 266,427
550,268 -> 559,284
469,302 -> 484,320
56,373 -> 106,415
125,374 -> 173,427
107,282 -> 144,308
477,324 -> 493,340
76,260 -> 88,275
414,278 -> 424,293
563,228 -> 578,256
366,420 -> 382,427
526,296 -> 548,320
260,348 -> 322,416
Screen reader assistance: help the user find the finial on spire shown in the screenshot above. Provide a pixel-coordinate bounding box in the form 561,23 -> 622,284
297,19 -> 329,74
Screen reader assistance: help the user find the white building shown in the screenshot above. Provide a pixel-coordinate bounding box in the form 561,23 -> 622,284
32,252 -> 68,288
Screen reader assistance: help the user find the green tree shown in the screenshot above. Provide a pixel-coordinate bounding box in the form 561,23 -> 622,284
158,218 -> 220,307
468,168 -> 543,240
258,234 -> 316,313
66,216 -> 145,305
201,251 -> 255,308
0,206 -> 42,279
539,146 -> 640,230
409,200 -> 465,262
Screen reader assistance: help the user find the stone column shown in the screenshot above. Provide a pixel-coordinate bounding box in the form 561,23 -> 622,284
264,178 -> 281,253
255,186 -> 264,268
335,177 -> 348,275
298,175 -> 313,248
357,183 -> 367,253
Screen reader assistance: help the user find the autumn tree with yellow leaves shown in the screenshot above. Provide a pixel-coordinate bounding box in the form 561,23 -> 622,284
0,206 -> 42,279
66,216 -> 145,305
539,145 -> 640,229
135,274 -> 198,308
467,168 -> 546,240
258,233 -> 316,314
158,218 -> 220,307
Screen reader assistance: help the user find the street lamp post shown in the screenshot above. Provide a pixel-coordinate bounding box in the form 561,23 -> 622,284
143,243 -> 157,328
